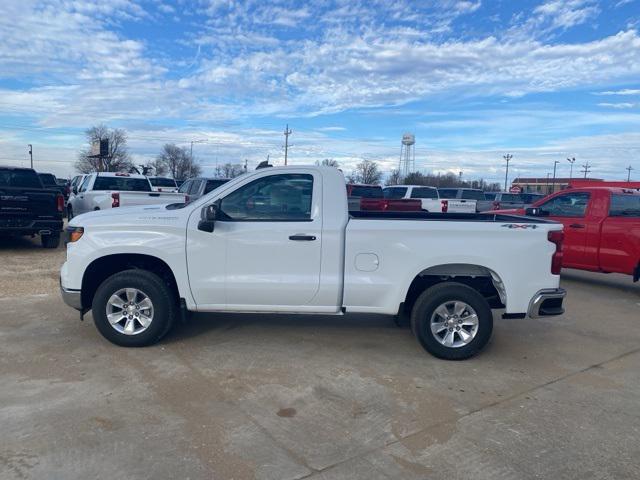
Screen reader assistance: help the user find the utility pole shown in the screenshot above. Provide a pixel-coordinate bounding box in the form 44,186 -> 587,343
627,165 -> 634,182
567,157 -> 576,180
244,159 -> 248,172
503,154 -> 512,191
552,160 -> 559,193
283,124 -> 292,165
28,144 -> 33,168
546,173 -> 550,194
581,161 -> 591,179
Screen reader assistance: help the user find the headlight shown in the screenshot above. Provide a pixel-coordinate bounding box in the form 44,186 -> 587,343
65,226 -> 84,244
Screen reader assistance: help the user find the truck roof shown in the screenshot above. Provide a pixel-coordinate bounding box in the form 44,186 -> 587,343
567,186 -> 640,195
95,172 -> 147,179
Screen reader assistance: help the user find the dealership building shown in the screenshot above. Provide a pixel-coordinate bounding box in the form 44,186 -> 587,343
511,177 -> 604,195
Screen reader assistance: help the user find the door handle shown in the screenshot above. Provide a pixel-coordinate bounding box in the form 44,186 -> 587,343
569,223 -> 585,229
289,235 -> 316,241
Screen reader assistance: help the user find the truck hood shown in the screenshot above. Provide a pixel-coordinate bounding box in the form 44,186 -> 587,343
70,204 -> 188,228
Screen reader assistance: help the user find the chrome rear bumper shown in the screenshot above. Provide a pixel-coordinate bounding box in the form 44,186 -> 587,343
528,288 -> 566,318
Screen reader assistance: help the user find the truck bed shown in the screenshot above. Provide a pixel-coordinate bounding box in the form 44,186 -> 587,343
349,210 -> 555,223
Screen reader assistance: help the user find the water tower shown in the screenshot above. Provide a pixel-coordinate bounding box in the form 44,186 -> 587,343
399,133 -> 415,178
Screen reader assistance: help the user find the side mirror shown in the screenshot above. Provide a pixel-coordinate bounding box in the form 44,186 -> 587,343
198,203 -> 219,232
525,207 -> 547,217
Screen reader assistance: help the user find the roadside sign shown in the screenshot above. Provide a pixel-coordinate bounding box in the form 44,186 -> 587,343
509,186 -> 522,193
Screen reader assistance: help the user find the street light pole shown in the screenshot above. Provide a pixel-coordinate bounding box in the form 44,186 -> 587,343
567,157 -> 576,180
627,165 -> 634,182
28,144 -> 33,168
503,154 -> 512,191
552,160 -> 559,193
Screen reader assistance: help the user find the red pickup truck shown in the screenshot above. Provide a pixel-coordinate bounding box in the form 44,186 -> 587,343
346,184 -> 421,211
495,187 -> 640,281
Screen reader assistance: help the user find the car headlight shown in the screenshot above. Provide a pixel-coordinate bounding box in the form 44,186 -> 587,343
65,226 -> 84,244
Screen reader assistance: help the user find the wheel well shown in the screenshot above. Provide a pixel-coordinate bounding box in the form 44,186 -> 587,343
81,254 -> 179,309
402,264 -> 505,314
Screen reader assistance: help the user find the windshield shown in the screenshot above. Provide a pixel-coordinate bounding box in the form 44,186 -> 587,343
383,187 -> 407,199
149,178 -> 177,187
93,176 -> 152,191
349,186 -> 382,198
38,173 -> 57,185
0,169 -> 43,188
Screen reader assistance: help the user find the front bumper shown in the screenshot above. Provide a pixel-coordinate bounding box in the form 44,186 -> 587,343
60,279 -> 82,311
528,288 -> 566,318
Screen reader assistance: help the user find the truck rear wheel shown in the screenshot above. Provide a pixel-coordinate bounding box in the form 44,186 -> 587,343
411,282 -> 493,360
41,232 -> 60,248
92,270 -> 176,347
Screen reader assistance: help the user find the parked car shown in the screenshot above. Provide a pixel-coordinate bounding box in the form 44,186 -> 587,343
179,177 -> 231,203
61,166 -> 565,360
495,187 -> 640,281
347,184 -> 421,211
67,172 -> 187,219
148,177 -> 178,193
437,188 -> 489,213
0,166 -> 64,247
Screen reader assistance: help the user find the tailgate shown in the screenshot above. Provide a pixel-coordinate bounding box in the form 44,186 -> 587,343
119,192 -> 187,207
445,199 -> 476,213
0,188 -> 58,225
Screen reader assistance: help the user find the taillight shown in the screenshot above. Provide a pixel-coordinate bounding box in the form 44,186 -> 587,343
185,195 -> 190,203
56,194 -> 64,212
111,192 -> 120,208
493,201 -> 500,210
441,200 -> 448,213
548,230 -> 564,275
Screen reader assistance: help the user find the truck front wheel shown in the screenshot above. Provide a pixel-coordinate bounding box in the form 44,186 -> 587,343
92,270 -> 176,347
411,282 -> 493,360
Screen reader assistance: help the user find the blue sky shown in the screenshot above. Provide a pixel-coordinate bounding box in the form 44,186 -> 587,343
1,0 -> 639,182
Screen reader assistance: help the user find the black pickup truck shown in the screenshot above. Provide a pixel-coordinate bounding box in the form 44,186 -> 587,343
0,166 -> 64,248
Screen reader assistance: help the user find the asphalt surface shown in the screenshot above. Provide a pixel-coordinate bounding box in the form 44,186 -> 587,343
1,235 -> 639,479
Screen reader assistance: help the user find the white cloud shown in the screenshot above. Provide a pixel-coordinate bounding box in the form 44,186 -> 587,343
595,89 -> 640,95
597,102 -> 638,108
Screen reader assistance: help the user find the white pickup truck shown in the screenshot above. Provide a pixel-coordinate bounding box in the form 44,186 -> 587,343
67,172 -> 187,219
60,166 -> 566,360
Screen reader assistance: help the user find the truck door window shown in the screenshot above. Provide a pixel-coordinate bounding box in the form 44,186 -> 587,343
609,195 -> 640,217
383,187 -> 407,199
78,175 -> 91,193
188,180 -> 203,195
539,192 -> 590,217
219,174 -> 313,221
461,190 -> 485,200
410,188 -> 438,199
178,180 -> 191,194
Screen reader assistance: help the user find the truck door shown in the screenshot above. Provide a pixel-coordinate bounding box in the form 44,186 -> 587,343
187,172 -> 322,310
537,191 -> 591,267
599,194 -> 640,275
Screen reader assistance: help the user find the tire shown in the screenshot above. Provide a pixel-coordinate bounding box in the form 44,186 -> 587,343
67,206 -> 73,220
92,270 -> 176,347
411,282 -> 493,360
41,232 -> 60,248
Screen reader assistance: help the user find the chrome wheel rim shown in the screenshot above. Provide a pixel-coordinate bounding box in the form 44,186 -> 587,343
106,288 -> 154,335
430,301 -> 479,348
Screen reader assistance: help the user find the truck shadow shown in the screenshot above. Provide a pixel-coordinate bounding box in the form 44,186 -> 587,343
561,269 -> 640,297
0,235 -> 43,250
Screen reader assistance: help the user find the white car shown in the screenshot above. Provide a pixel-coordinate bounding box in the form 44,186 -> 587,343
148,177 -> 179,193
383,185 -> 443,212
67,172 -> 187,219
60,166 -> 566,360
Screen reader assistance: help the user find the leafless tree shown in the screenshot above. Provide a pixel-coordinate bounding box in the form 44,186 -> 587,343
386,169 -> 402,186
348,160 -> 382,184
156,144 -> 201,181
215,163 -> 245,179
316,158 -> 339,167
75,125 -> 133,173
